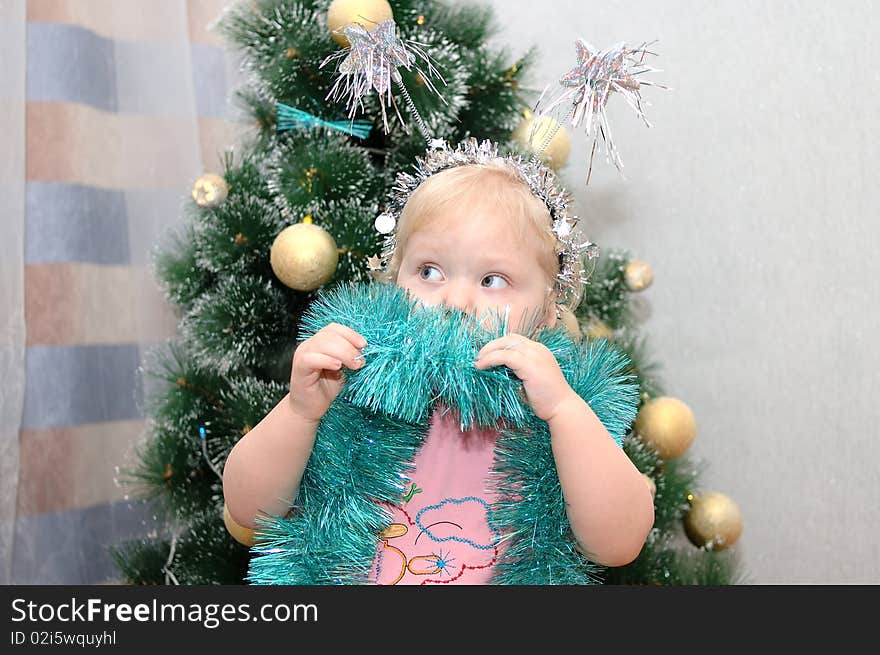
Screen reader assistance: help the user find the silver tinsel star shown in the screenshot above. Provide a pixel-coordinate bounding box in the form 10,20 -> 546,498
366,254 -> 385,272
320,18 -> 445,140
534,39 -> 667,185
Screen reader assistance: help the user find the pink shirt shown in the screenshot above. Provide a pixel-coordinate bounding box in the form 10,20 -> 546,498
370,407 -> 504,585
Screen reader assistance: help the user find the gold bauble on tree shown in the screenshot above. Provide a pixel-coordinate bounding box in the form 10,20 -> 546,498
634,396 -> 697,459
192,173 -> 228,208
684,492 -> 743,550
584,318 -> 614,341
642,473 -> 657,499
512,110 -> 571,170
558,307 -> 581,340
327,0 -> 394,47
624,259 -> 654,292
223,504 -> 255,548
270,222 -> 339,291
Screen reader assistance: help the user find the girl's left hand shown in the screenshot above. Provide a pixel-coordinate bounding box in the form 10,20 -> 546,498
474,335 -> 577,422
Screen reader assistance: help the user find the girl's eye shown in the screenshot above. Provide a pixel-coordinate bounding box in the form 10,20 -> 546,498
418,265 -> 443,281
481,274 -> 509,289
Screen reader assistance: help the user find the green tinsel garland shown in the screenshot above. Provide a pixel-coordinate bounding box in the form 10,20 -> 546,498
247,282 -> 639,585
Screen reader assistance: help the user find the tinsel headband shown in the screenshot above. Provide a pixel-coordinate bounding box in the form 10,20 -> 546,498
368,137 -> 599,310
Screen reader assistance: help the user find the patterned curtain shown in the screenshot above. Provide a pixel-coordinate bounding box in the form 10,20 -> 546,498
2,0 -> 245,584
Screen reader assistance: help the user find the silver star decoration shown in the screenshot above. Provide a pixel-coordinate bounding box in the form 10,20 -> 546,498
534,39 -> 667,185
321,18 -> 445,139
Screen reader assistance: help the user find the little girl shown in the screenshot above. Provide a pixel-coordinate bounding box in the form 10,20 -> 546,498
222,139 -> 654,584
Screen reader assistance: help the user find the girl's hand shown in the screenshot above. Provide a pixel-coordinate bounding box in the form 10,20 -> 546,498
289,322 -> 367,423
474,335 -> 577,422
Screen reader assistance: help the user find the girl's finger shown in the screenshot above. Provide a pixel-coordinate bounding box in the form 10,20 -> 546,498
322,322 -> 368,349
314,336 -> 365,370
476,335 -> 531,359
474,347 -> 528,374
296,352 -> 344,384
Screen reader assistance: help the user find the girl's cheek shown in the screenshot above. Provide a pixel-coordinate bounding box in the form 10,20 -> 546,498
403,286 -> 437,308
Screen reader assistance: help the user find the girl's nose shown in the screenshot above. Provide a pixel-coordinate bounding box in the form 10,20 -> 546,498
440,280 -> 474,314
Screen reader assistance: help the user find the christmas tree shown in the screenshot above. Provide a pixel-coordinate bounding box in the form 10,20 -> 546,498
111,0 -> 747,585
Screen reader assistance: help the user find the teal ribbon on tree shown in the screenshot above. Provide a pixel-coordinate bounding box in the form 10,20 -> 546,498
276,102 -> 372,139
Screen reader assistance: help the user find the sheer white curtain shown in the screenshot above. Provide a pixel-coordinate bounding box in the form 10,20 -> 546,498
4,0 -> 245,584
0,0 -> 26,586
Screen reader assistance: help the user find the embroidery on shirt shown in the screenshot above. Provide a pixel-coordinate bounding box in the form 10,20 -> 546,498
402,483 -> 422,503
374,495 -> 500,584
415,496 -> 500,550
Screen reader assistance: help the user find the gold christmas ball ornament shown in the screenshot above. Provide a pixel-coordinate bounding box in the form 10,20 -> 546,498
684,492 -> 744,550
634,396 -> 697,459
223,504 -> 255,548
270,222 -> 339,291
624,259 -> 654,292
558,307 -> 581,340
192,173 -> 229,208
512,112 -> 571,170
327,0 -> 394,47
584,318 -> 614,341
642,473 -> 657,499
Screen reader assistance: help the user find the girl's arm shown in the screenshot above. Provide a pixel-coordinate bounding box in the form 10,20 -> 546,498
474,333 -> 654,566
224,322 -> 367,530
547,392 -> 655,567
222,393 -> 319,529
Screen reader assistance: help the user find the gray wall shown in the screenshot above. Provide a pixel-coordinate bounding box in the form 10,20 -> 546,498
486,0 -> 879,583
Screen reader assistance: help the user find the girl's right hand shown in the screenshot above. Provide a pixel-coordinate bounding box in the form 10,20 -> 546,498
288,322 -> 367,423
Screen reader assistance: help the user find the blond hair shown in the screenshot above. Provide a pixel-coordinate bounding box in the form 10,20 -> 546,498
376,163 -> 585,312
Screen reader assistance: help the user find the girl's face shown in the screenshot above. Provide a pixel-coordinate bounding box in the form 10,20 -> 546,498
395,204 -> 557,334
